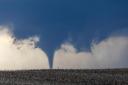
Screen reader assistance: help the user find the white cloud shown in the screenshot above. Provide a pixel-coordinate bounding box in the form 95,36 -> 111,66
53,36 -> 128,69
92,36 -> 128,68
0,26 -> 49,70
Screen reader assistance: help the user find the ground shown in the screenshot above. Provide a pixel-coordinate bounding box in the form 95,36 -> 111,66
0,69 -> 128,85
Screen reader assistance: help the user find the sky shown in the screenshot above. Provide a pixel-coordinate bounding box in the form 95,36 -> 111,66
0,0 -> 128,69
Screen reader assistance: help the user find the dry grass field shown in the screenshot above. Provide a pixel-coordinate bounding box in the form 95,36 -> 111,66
0,69 -> 127,85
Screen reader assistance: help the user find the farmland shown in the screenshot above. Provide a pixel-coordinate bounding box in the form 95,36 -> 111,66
0,69 -> 127,85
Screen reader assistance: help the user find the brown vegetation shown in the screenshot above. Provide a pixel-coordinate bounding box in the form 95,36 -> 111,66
0,69 -> 127,85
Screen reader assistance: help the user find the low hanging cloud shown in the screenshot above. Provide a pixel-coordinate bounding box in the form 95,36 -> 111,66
53,36 -> 128,69
0,26 -> 49,70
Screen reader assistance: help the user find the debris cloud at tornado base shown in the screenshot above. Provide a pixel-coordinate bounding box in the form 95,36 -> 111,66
0,26 -> 128,70
0,26 -> 49,70
53,36 -> 128,69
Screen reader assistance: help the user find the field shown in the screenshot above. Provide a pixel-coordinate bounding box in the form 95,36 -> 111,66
0,69 -> 127,85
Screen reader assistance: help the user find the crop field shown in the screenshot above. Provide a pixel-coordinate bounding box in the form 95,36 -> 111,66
0,69 -> 127,85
